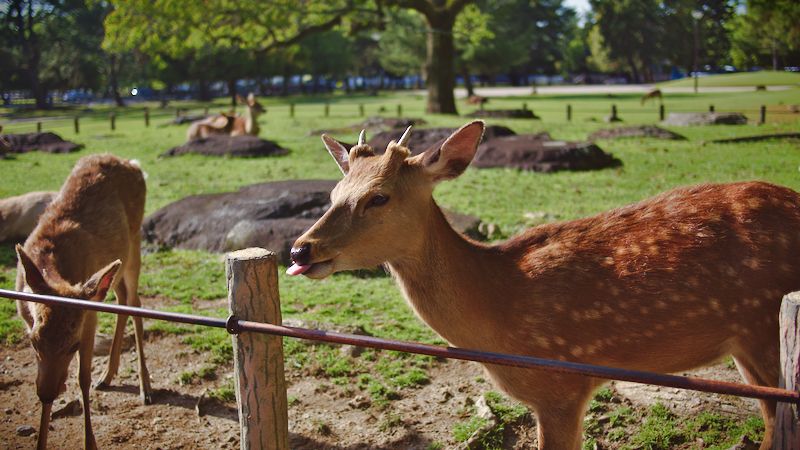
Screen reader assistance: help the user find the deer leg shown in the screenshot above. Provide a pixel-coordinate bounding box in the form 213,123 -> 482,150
95,279 -> 129,389
533,382 -> 594,450
80,314 -> 98,450
126,242 -> 152,405
733,351 -> 779,450
36,402 -> 52,450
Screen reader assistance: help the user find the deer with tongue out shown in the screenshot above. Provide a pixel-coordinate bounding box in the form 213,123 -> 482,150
288,121 -> 800,449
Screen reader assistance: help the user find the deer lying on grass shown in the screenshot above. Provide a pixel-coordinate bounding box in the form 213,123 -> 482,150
0,191 -> 56,243
288,121 -> 800,449
15,154 -> 151,450
186,93 -> 265,141
640,88 -> 663,105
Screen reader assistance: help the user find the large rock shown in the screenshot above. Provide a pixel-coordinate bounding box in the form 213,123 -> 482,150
143,180 -> 485,263
662,112 -> 748,126
309,117 -> 427,136
162,135 -> 289,158
473,135 -> 621,173
3,132 -> 83,153
367,125 -> 516,156
588,125 -> 686,141
466,109 -> 539,119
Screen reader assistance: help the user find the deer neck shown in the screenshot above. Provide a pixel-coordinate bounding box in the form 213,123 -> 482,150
387,201 -> 515,347
244,107 -> 259,135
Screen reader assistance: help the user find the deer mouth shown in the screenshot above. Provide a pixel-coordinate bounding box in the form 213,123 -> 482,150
286,259 -> 335,279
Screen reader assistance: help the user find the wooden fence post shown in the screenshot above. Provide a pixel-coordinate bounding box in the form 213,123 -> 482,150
566,104 -> 572,122
775,291 -> 800,449
36,121 -> 42,132
110,113 -> 116,131
397,103 -> 402,117
289,103 -> 295,118
359,104 -> 364,117
324,103 -> 330,117
659,104 -> 665,121
144,108 -> 150,127
760,105 -> 767,125
709,104 -> 715,113
73,116 -> 80,134
226,248 -> 289,450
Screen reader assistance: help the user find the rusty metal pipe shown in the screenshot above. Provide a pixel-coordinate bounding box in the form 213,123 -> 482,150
2,288 -> 797,405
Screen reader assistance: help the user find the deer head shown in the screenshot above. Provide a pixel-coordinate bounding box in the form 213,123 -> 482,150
237,93 -> 265,116
288,121 -> 485,278
16,245 -> 120,403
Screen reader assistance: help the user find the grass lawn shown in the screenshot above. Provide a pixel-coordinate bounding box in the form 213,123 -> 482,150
658,70 -> 800,88
1,88 -> 799,447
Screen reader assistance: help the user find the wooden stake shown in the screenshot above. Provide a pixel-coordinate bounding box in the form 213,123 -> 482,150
567,104 -> 572,122
36,122 -> 41,133
289,103 -> 294,118
397,104 -> 402,117
74,116 -> 80,134
110,113 -> 116,131
324,103 -> 330,117
226,248 -> 288,450
659,104 -> 665,121
760,105 -> 766,125
359,104 -> 364,117
709,105 -> 715,113
776,292 -> 800,449
144,108 -> 150,127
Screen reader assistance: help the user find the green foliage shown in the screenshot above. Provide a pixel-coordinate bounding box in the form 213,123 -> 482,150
208,382 -> 236,403
453,415 -> 490,442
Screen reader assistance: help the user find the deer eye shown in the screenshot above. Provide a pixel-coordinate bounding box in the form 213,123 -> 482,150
366,194 -> 390,209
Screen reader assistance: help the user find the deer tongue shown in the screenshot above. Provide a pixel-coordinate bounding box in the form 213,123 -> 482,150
286,263 -> 311,276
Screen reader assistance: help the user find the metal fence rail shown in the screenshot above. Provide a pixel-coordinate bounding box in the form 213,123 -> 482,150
2,288 -> 797,405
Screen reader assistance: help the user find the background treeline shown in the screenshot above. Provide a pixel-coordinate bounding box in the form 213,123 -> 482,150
1,0 -> 798,110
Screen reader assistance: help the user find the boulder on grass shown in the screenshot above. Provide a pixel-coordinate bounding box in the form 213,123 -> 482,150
162,135 -> 289,158
309,117 -> 427,136
367,125 -> 516,156
474,135 -> 621,173
143,180 -> 485,263
662,112 -> 747,126
3,132 -> 83,153
588,125 -> 686,141
466,109 -> 539,119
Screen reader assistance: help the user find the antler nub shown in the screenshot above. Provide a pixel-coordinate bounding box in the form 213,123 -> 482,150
398,125 -> 413,147
358,129 -> 366,146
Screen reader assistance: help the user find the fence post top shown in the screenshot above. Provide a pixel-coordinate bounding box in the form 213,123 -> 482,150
226,247 -> 275,261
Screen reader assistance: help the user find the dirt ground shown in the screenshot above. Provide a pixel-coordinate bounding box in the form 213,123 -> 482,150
1,328 -> 759,450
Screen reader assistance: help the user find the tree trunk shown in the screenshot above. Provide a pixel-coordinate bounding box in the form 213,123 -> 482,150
772,40 -> 779,71
462,66 -> 475,97
228,79 -> 238,108
197,78 -> 212,102
108,54 -> 126,108
423,13 -> 457,115
626,54 -> 641,83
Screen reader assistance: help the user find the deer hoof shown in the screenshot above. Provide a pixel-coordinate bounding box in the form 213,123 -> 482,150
141,391 -> 152,405
93,380 -> 110,391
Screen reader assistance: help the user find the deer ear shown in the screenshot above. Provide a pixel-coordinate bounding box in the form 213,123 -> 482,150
16,245 -> 49,293
421,121 -> 484,182
247,93 -> 255,103
82,260 -> 122,301
321,134 -> 350,175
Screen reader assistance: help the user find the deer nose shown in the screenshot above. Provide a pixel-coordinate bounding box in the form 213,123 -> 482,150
290,243 -> 311,266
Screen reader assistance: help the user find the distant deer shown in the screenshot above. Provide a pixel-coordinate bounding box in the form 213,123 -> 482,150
640,88 -> 663,105
288,122 -> 800,449
0,191 -> 56,243
15,154 -> 151,450
186,93 -> 265,141
466,95 -> 489,110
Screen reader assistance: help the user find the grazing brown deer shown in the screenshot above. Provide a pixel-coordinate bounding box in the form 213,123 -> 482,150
15,154 -> 151,450
640,88 -> 663,105
0,191 -> 56,242
186,93 -> 265,141
288,121 -> 800,449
